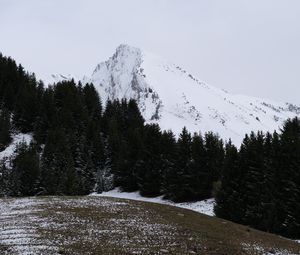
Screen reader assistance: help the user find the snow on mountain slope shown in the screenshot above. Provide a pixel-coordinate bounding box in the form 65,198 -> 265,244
43,74 -> 79,86
0,133 -> 32,167
67,44 -> 300,144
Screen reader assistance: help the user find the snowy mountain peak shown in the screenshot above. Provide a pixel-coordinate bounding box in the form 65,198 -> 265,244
82,44 -> 162,121
53,44 -> 300,144
92,44 -> 142,75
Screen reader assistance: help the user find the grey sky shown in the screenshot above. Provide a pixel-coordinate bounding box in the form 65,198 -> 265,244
1,0 -> 300,104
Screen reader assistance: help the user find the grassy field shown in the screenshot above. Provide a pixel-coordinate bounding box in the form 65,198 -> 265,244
0,196 -> 299,255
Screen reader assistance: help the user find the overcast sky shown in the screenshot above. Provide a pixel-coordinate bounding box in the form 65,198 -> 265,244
1,0 -> 300,104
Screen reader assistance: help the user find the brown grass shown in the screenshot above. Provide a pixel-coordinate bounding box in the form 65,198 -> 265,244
0,196 -> 299,255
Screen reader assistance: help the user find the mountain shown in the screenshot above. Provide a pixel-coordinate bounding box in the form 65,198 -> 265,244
45,74 -> 78,85
56,44 -> 300,144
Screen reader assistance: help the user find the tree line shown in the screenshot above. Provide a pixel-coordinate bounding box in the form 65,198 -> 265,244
215,119 -> 300,238
0,53 -> 299,239
0,53 -> 223,202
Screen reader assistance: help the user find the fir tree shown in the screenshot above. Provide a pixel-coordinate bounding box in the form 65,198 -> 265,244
214,140 -> 243,222
83,83 -> 102,121
11,142 -> 40,196
0,108 -> 12,151
137,124 -> 163,197
40,129 -> 78,195
204,132 -> 224,196
277,118 -> 300,238
161,130 -> 177,198
165,127 -> 192,202
0,161 -> 11,196
241,131 -> 266,229
190,132 -> 210,200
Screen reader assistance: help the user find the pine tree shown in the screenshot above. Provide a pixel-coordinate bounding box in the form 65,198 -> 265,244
161,130 -> 177,198
40,129 -> 78,195
137,124 -> 163,197
204,132 -> 224,196
214,140 -> 242,222
259,132 -> 277,232
165,127 -> 192,202
104,99 -> 145,192
269,131 -> 285,234
13,73 -> 40,132
239,132 -> 266,229
86,120 -> 107,193
34,87 -> 56,144
0,108 -> 12,151
120,127 -> 143,192
190,132 -> 210,200
277,118 -> 300,238
0,161 -> 11,196
83,83 -> 102,121
11,142 -> 40,196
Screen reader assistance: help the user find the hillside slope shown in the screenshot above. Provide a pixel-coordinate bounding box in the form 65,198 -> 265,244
0,197 -> 299,255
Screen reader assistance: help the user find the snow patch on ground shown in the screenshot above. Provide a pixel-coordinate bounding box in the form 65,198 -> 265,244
0,133 -> 33,167
0,197 -> 299,254
0,198 -> 58,254
91,188 -> 215,217
242,243 -> 298,255
0,197 -> 181,254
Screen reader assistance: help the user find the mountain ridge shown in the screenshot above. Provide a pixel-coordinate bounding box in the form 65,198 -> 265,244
46,44 -> 300,144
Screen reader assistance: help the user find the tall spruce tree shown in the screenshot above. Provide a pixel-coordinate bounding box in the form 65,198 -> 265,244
189,132 -> 208,200
0,108 -> 12,151
241,131 -> 266,229
137,124 -> 163,197
0,161 -> 11,196
190,133 -> 213,200
165,127 -> 192,202
204,132 -> 224,196
214,140 -> 242,222
11,142 -> 40,196
40,129 -> 78,195
277,118 -> 300,238
161,130 -> 177,198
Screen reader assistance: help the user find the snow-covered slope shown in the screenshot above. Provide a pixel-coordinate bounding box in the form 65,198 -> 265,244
66,45 -> 300,144
43,74 -> 79,86
0,133 -> 32,167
